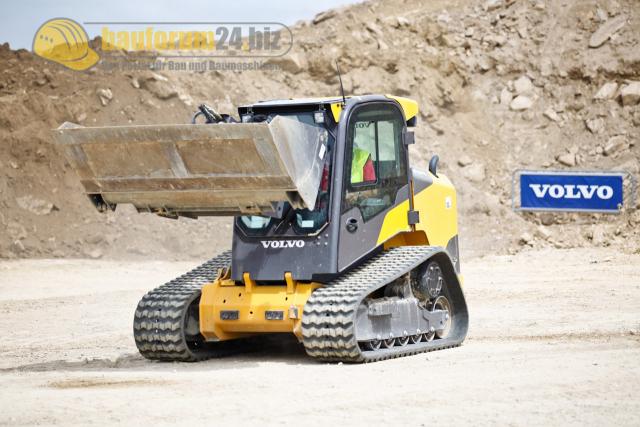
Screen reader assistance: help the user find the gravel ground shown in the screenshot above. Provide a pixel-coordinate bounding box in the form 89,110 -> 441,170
0,247 -> 639,426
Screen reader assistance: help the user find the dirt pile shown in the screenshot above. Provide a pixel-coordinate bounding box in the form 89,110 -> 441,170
0,0 -> 639,260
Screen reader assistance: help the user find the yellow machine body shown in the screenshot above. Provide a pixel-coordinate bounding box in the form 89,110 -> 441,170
199,274 -> 320,341
198,173 -> 460,342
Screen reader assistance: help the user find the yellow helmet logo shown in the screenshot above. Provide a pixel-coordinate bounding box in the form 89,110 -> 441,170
33,18 -> 99,71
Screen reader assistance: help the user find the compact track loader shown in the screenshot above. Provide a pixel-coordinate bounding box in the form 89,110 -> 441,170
54,95 -> 469,362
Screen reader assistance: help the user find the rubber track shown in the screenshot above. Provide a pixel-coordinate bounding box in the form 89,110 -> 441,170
301,246 -> 466,363
133,251 -> 232,361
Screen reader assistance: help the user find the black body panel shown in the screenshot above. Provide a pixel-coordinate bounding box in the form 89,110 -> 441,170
231,228 -> 335,281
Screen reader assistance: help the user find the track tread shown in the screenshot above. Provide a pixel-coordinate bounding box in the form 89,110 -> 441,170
301,246 -> 467,363
133,251 -> 232,362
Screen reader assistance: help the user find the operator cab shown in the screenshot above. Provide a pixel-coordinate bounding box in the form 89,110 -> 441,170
232,95 -> 419,281
234,96 -> 416,238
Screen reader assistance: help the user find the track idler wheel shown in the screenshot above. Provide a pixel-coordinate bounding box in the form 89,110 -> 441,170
433,295 -> 452,339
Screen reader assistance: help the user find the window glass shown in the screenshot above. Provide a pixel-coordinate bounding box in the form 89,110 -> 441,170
294,193 -> 329,232
344,104 -> 407,221
239,215 -> 272,233
350,120 -> 377,185
377,119 -> 405,180
238,111 -> 333,236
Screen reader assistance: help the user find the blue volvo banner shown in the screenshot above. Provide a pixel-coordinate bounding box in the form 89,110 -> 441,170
518,171 -> 624,213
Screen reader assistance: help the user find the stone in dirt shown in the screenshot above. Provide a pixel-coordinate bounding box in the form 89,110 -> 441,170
483,34 -> 507,47
533,1 -> 545,10
619,82 -> 640,106
96,88 -> 112,106
136,71 -> 178,100
141,80 -> 177,100
484,0 -> 503,12
500,88 -> 513,106
458,155 -> 473,167
84,248 -> 103,259
463,163 -> 485,182
593,82 -> 618,100
519,232 -> 533,245
517,25 -> 528,39
313,9 -> 337,25
540,58 -> 553,77
557,152 -> 576,167
585,117 -> 604,134
510,95 -> 533,111
589,15 -> 627,48
539,213 -> 556,226
603,135 -> 628,156
16,195 -> 56,215
514,76 -> 533,95
394,16 -> 410,28
142,71 -> 167,82
543,108 -> 560,122
266,53 -> 306,74
535,225 -> 551,240
478,56 -> 493,72
365,22 -> 384,38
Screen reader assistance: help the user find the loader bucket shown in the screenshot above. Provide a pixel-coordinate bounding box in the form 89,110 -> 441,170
52,116 -> 327,217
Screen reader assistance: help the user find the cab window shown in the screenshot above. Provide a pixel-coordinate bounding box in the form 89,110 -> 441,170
237,110 -> 333,236
350,120 -> 377,185
238,216 -> 273,235
344,104 -> 407,221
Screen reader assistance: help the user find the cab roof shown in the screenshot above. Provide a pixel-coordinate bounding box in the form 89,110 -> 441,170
239,95 -> 419,123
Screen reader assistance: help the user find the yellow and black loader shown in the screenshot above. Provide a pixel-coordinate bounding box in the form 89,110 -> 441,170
53,94 -> 469,362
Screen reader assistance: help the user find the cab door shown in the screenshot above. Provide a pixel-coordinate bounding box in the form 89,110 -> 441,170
338,102 -> 411,270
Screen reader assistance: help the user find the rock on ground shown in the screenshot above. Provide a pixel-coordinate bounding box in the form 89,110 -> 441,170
313,9 -> 337,24
619,82 -> 640,106
543,108 -> 560,122
603,135 -> 628,156
500,88 -> 513,106
514,76 -> 533,95
458,155 -> 473,167
16,196 -> 56,216
589,15 -> 627,48
557,152 -> 576,167
510,95 -> 533,110
463,163 -> 486,182
593,82 -> 618,100
96,88 -> 113,106
266,53 -> 306,74
585,117 -> 605,134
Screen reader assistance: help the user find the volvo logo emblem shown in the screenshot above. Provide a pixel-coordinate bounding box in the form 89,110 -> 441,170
528,184 -> 614,200
260,240 -> 305,249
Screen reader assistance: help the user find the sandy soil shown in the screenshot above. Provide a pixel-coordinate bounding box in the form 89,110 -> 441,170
1,247 -> 639,426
